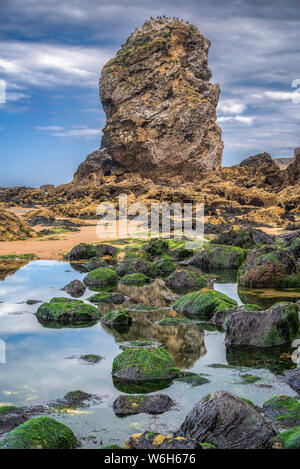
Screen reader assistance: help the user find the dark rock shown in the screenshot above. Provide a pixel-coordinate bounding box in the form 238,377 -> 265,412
285,368 -> 300,393
188,244 -> 246,270
26,299 -> 42,305
263,396 -> 300,427
211,227 -> 275,249
225,302 -> 299,347
125,431 -> 200,449
113,393 -> 174,416
62,279 -> 86,298
176,390 -> 275,449
84,257 -> 107,271
166,270 -> 207,293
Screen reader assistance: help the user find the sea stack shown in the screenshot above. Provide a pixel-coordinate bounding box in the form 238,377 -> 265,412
73,17 -> 223,184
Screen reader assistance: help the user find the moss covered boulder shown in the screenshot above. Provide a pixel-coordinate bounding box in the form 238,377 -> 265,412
112,346 -> 179,381
62,279 -> 86,298
263,396 -> 300,427
225,302 -> 299,347
274,427 -> 300,449
173,290 -> 238,318
120,273 -> 150,286
238,245 -> 300,288
66,243 -> 98,260
143,238 -> 169,257
211,228 -> 275,250
289,238 -> 300,260
87,292 -> 126,304
117,259 -> 154,277
189,244 -> 246,270
166,270 -> 207,293
84,257 -> 107,271
102,309 -> 132,328
83,267 -> 119,288
36,297 -> 100,324
153,257 -> 176,277
0,417 -> 77,449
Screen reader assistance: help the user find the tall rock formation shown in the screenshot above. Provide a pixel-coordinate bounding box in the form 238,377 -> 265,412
73,17 -> 223,184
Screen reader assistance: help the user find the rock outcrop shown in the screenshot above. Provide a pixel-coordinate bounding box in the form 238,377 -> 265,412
0,209 -> 35,241
74,17 -> 223,183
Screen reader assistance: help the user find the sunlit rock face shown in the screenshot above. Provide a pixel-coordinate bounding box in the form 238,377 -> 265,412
74,17 -> 223,184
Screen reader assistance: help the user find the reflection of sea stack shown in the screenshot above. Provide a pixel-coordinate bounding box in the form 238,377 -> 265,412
73,17 -> 223,184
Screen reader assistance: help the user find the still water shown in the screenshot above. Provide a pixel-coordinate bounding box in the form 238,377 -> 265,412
0,261 -> 299,448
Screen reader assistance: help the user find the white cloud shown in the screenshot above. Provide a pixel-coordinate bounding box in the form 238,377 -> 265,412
0,41 -> 113,90
217,99 -> 246,114
218,115 -> 254,125
265,90 -> 300,104
5,92 -> 30,102
34,124 -> 100,139
35,126 -> 64,131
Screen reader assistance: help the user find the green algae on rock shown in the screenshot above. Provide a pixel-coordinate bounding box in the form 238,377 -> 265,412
156,317 -> 191,326
112,346 -> 179,381
263,396 -> 300,427
36,297 -> 100,324
120,273 -> 150,286
113,393 -> 174,416
274,427 -> 300,449
0,416 -> 77,449
153,257 -> 176,277
165,270 -> 207,293
189,244 -> 246,270
175,371 -> 210,387
173,290 -> 238,318
83,267 -> 119,288
211,228 -> 275,250
87,291 -> 126,304
143,238 -> 169,257
102,309 -> 132,328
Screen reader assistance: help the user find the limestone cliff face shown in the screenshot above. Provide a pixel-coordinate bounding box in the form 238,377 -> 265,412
74,17 -> 223,184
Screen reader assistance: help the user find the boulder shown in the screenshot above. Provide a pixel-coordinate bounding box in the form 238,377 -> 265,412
36,297 -> 100,324
285,368 -> 300,393
102,309 -> 132,328
0,417 -> 77,449
112,347 -> 179,381
173,290 -> 238,318
274,427 -> 300,449
113,394 -> 174,416
188,244 -> 246,270
263,396 -> 300,427
62,279 -> 86,298
153,257 -> 176,277
238,245 -> 300,288
225,302 -> 299,347
120,273 -> 150,286
211,227 -> 275,249
165,270 -> 207,293
176,391 -> 275,449
83,267 -> 119,288
87,292 -> 126,304
143,238 -> 169,257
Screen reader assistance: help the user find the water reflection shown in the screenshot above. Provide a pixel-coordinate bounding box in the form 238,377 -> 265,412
117,278 -> 175,307
238,287 -> 300,309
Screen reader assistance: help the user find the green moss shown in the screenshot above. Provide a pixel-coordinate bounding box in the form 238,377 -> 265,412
175,371 -> 210,387
143,238 -> 169,257
0,405 -> 18,415
112,346 -> 179,381
239,374 -> 261,384
275,427 -> 300,449
240,398 -> 255,406
173,290 -> 238,318
262,302 -> 299,346
153,257 -> 176,277
102,309 -> 132,327
195,244 -> 246,270
0,417 -> 77,449
36,297 -> 100,323
243,303 -> 262,311
156,317 -> 191,326
264,396 -> 300,423
101,444 -> 122,449
200,442 -> 215,449
87,292 -> 111,304
120,273 -> 150,286
83,267 -> 119,288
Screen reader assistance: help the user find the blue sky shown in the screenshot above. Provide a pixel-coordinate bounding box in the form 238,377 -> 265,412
0,0 -> 300,187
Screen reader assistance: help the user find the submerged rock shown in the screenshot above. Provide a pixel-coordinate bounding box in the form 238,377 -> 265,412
36,297 -> 100,324
112,346 -> 179,381
176,391 -> 275,449
225,302 -> 299,347
125,432 -> 200,449
0,417 -> 77,449
165,270 -> 207,293
188,244 -> 246,270
173,290 -> 237,318
238,245 -> 300,288
62,279 -> 86,298
83,267 -> 119,288
113,393 -> 174,416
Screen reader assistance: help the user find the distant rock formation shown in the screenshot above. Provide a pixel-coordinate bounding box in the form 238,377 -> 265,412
73,17 -> 223,184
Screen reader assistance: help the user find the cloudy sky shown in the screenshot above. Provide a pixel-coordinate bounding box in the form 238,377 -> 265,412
0,0 -> 299,187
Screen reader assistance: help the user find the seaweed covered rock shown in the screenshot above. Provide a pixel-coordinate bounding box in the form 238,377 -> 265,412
211,227 -> 275,249
263,396 -> 300,427
83,267 -> 119,288
188,244 -> 246,270
211,304 -> 262,329
120,273 -> 150,286
289,238 -> 300,260
36,297 -> 100,324
225,302 -> 299,347
61,390 -> 96,407
143,238 -> 169,257
84,257 -> 107,271
176,391 -> 275,449
238,245 -> 300,288
170,246 -> 194,261
173,290 -> 237,318
117,259 -> 154,277
62,279 -> 86,298
125,432 -> 200,449
274,427 -> 300,449
102,309 -> 132,328
112,346 -> 179,381
0,417 -> 77,449
113,393 -> 174,416
88,292 -> 126,304
66,243 -> 98,260
153,257 -> 176,277
166,270 -> 206,293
